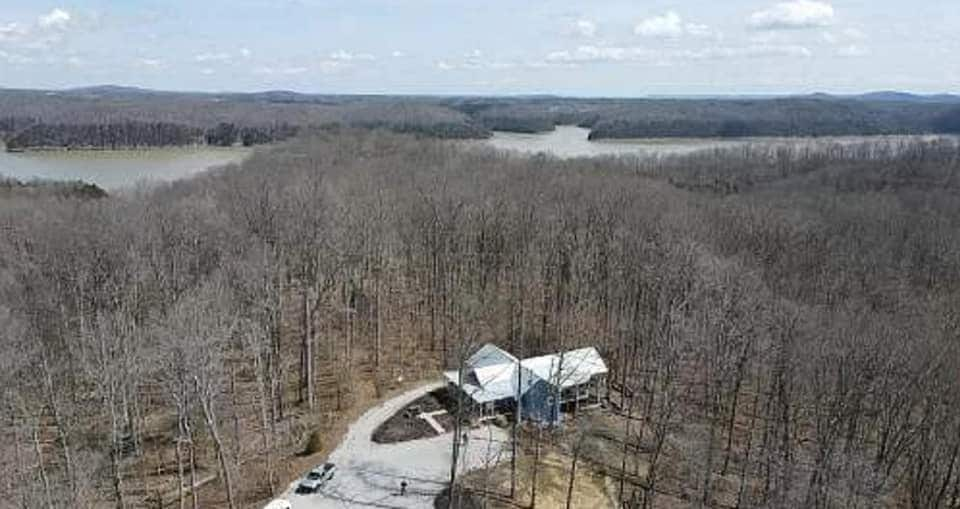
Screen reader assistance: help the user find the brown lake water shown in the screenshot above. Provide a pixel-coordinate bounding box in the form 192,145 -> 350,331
0,146 -> 252,190
482,125 -> 957,159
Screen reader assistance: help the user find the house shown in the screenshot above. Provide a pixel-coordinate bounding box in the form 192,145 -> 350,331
443,343 -> 608,425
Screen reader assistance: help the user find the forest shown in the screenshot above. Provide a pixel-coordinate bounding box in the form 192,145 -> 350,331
2,87 -> 960,150
0,126 -> 958,508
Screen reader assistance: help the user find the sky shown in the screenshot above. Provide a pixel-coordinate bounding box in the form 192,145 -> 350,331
0,0 -> 958,96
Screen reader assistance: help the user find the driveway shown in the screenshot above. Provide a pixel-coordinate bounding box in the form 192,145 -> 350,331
286,381 -> 509,509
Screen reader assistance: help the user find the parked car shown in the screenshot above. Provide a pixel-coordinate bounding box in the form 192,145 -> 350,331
296,462 -> 336,494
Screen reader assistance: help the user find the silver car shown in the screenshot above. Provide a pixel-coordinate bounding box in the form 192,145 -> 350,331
296,463 -> 336,494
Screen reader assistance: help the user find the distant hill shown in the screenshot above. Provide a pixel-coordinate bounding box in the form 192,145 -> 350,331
65,85 -> 154,95
4,85 -> 960,148
45,85 -> 960,105
808,91 -> 960,104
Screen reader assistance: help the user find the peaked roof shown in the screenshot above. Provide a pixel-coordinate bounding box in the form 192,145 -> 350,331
520,347 -> 608,389
444,344 -> 529,403
445,343 -> 607,403
467,343 -> 518,370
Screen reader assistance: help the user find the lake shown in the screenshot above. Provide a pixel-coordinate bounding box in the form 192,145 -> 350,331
0,146 -> 252,191
482,125 -> 956,159
483,126 -> 756,158
3,128 -> 954,190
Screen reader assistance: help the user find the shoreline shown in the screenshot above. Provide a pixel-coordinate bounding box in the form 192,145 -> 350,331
3,143 -> 251,154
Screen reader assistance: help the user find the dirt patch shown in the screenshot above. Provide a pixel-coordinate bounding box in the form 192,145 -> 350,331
372,387 -> 456,443
434,485 -> 485,509
458,446 -> 618,509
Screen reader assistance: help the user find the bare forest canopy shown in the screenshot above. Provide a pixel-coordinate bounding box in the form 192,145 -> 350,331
0,176 -> 108,200
2,87 -> 960,150
1,126 -> 959,508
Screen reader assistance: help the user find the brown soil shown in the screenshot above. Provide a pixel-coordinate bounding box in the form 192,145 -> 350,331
458,445 -> 618,509
372,387 -> 457,443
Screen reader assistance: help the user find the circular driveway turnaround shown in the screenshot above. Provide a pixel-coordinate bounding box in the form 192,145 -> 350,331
287,381 -> 509,509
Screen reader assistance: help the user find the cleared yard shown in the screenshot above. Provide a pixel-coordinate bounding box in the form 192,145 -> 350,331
286,382 -> 509,509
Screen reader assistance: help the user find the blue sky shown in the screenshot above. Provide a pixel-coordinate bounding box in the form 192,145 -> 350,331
0,0 -> 957,96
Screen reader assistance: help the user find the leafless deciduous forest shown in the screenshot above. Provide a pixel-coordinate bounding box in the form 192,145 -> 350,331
1,129 -> 959,508
4,88 -> 960,150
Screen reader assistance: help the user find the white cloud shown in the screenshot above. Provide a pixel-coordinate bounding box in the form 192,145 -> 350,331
135,57 -> 164,69
635,11 -> 712,38
822,26 -> 868,54
313,50 -> 375,74
542,43 -> 812,66
837,45 -> 868,57
254,65 -> 308,75
0,49 -> 35,64
749,1 -> 835,30
433,50 -> 516,71
1,8 -> 83,49
318,61 -> 345,73
462,49 -> 484,68
391,50 -> 405,58
635,12 -> 684,37
239,48 -> 252,58
686,23 -> 712,37
66,55 -> 82,66
0,23 -> 27,42
681,44 -> 813,60
842,27 -> 867,40
194,52 -> 231,63
38,8 -> 71,29
200,68 -> 215,75
546,45 -> 653,63
573,19 -> 597,38
329,50 -> 375,61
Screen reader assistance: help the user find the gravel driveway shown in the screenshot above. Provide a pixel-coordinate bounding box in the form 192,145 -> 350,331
286,381 -> 509,509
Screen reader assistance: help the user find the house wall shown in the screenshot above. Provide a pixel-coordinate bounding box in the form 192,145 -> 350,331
520,378 -> 562,425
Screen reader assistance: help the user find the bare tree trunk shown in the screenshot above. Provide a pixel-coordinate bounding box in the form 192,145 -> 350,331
197,379 -> 236,509
449,354 -> 464,506
530,426 -> 542,509
619,392 -> 635,502
254,349 -> 276,494
109,388 -> 126,509
187,418 -> 199,509
11,414 -> 26,507
565,435 -> 582,509
32,426 -> 54,509
737,384 -> 762,508
274,285 -> 285,421
375,264 -> 382,368
40,353 -> 76,504
301,288 -> 315,409
175,415 -> 186,509
230,366 -> 242,471
510,276 -> 525,500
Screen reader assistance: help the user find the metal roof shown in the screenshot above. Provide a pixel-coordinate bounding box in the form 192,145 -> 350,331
520,347 -> 609,389
445,344 -> 607,403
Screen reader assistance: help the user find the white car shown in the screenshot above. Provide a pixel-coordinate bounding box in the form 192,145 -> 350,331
296,462 -> 336,494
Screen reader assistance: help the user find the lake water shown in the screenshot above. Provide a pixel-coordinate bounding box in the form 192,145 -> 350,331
483,125 -> 957,159
4,128 -> 954,190
0,146 -> 252,190
483,126 -> 756,158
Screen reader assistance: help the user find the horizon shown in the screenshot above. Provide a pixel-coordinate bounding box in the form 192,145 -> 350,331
1,1 -> 958,96
3,83 -> 959,100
